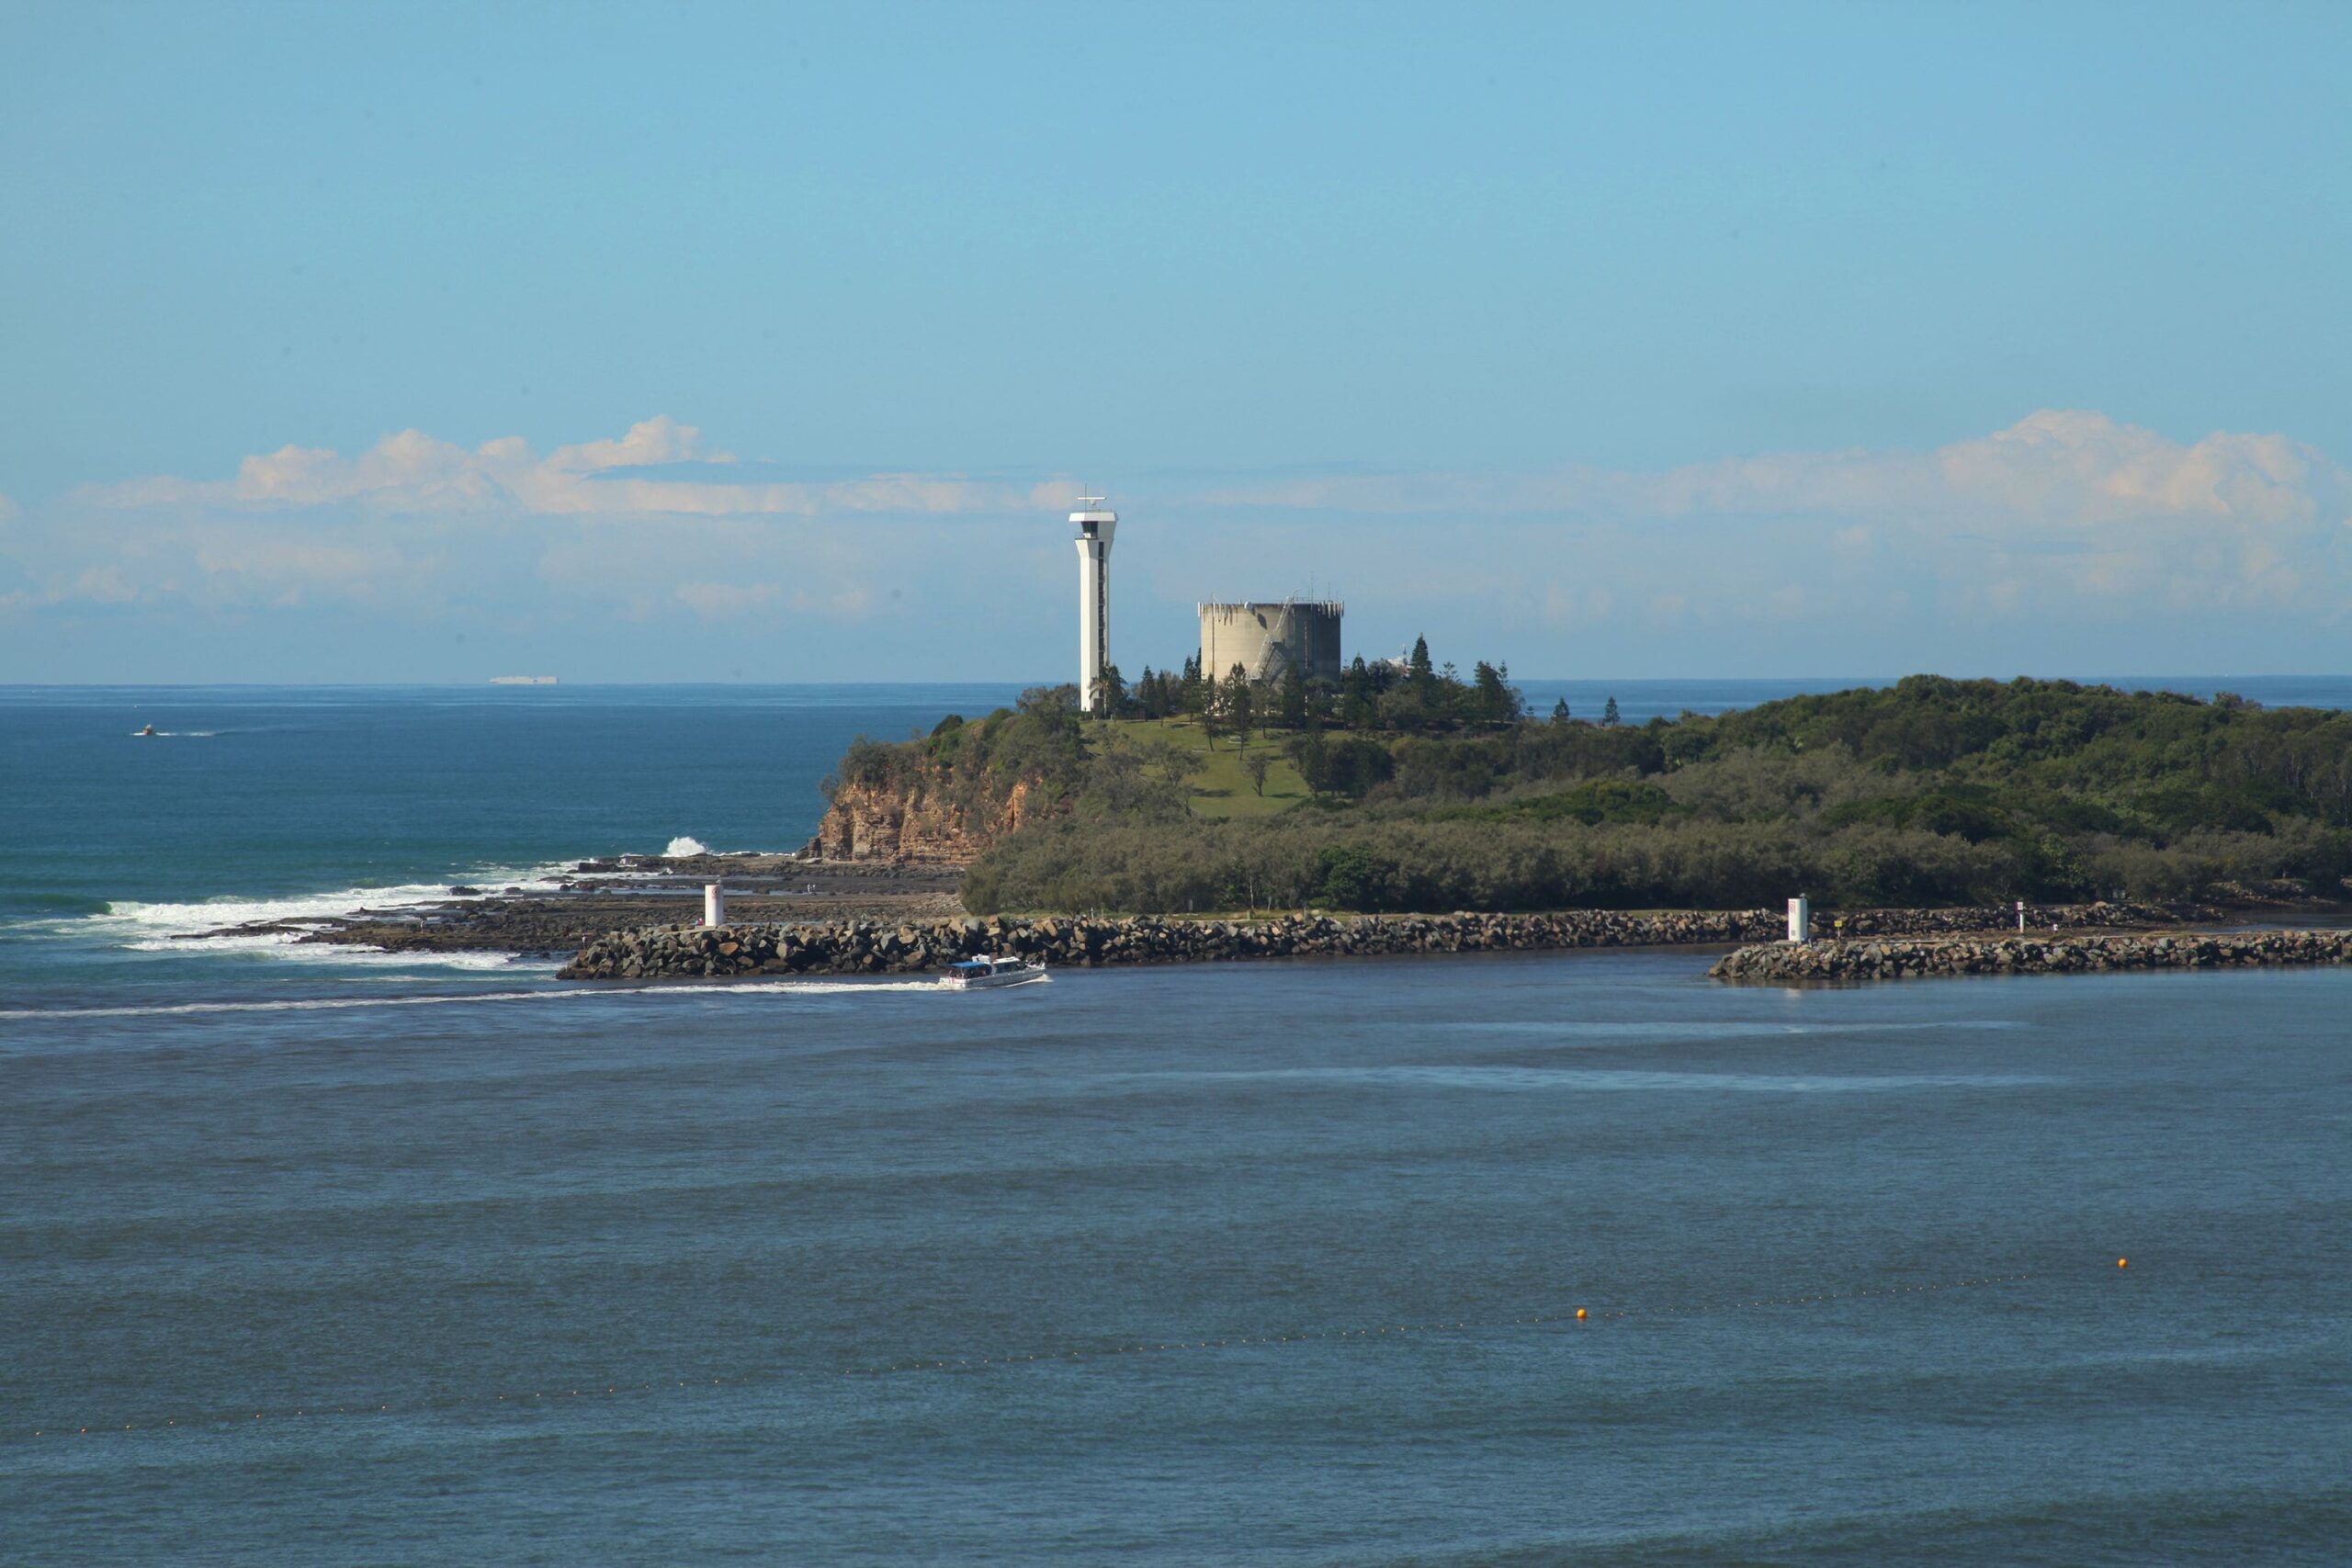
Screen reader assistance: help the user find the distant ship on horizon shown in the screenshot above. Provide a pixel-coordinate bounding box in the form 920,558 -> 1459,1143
490,675 -> 558,686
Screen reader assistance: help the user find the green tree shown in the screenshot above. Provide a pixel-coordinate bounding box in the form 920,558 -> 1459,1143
1180,655 -> 1207,722
1278,661 -> 1307,728
1551,697 -> 1571,725
1244,751 -> 1271,796
1224,663 -> 1255,749
1473,661 -> 1519,725
1602,695 -> 1621,728
1340,658 -> 1380,730
1286,725 -> 1330,796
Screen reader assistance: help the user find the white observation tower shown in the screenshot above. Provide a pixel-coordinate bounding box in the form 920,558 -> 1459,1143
1071,494 -> 1117,716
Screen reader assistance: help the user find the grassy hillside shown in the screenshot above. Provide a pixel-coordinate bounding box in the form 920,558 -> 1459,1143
1101,716 -> 1309,818
922,677 -> 2352,915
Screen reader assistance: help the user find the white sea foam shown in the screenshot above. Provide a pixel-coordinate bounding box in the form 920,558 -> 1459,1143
665,835 -> 710,857
68,861 -> 580,971
0,977 -> 945,1021
58,836 -> 767,976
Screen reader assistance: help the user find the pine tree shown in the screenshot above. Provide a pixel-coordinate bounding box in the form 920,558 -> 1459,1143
1473,661 -> 1512,725
1225,662 -> 1255,748
1279,661 -> 1307,728
1602,695 -> 1621,728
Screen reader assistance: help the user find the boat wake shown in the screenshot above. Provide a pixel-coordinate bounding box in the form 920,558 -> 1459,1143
0,977 -> 949,1022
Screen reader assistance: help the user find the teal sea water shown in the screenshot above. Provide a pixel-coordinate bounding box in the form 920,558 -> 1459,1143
4,681 -> 2349,1563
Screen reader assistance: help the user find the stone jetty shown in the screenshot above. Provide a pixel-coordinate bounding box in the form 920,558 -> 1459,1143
1710,928 -> 2352,984
555,902 -> 2186,981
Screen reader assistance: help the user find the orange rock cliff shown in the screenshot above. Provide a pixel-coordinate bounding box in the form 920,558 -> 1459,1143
807,774 -> 1054,863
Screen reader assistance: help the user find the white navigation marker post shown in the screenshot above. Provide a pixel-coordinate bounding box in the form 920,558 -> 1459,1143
2016,899 -> 2026,932
1071,495 -> 1118,716
1786,897 -> 1810,942
706,884 -> 727,928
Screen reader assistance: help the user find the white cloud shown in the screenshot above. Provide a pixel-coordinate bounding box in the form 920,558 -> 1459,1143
78,417 -> 1069,521
674,581 -> 780,620
0,418 -> 1085,629
1202,411 -> 2351,536
1194,411 -> 2352,626
10,410 -> 2352,680
69,565 -> 139,604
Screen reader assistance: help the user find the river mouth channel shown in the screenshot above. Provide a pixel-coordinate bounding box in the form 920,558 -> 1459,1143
6,944 -> 2346,1565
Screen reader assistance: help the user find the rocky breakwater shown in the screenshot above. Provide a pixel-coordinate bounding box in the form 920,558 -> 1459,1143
1799,901 -> 2199,937
1711,928 -> 2352,985
558,908 -> 1800,981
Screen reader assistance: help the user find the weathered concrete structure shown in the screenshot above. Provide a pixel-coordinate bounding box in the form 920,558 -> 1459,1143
1199,601 -> 1343,683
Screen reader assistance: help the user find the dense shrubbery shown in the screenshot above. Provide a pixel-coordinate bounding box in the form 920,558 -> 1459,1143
824,684 -> 1094,822
943,676 -> 2352,913
958,816 -> 2034,914
825,683 -> 1191,840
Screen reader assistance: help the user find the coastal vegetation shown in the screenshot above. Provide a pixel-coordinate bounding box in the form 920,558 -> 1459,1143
823,662 -> 2352,916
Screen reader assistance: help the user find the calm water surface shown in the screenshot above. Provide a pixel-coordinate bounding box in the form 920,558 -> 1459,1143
2,684 -> 2347,1563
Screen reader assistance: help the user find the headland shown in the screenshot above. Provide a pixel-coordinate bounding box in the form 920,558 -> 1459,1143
181,672 -> 2352,987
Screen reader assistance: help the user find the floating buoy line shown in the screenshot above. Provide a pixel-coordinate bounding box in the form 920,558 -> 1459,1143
9,1267 -> 2068,1445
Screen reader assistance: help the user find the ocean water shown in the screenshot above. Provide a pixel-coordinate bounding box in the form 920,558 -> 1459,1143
4,682 -> 2349,1563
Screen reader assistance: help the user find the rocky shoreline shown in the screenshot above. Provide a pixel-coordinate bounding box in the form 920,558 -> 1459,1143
1710,928 -> 2352,984
554,902 -> 2192,981
180,854 -> 964,956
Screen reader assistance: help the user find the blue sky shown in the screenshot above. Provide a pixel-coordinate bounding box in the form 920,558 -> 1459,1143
4,1 -> 2348,682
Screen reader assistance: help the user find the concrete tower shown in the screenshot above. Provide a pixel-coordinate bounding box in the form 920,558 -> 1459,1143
1199,601 -> 1344,683
1071,495 -> 1117,715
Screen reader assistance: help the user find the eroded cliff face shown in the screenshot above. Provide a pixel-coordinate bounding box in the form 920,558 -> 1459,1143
808,774 -> 1053,863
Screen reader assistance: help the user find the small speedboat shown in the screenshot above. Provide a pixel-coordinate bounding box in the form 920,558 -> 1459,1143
939,954 -> 1049,991
136,724 -> 156,737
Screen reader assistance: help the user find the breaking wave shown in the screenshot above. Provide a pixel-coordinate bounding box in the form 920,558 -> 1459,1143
51,862 -> 578,970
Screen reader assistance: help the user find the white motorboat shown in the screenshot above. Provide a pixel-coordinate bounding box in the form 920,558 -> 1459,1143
939,954 -> 1050,991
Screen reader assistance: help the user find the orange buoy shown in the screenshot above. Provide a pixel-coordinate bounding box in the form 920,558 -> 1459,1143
2117,1258 -> 2128,1269
1575,1308 -> 1588,1320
